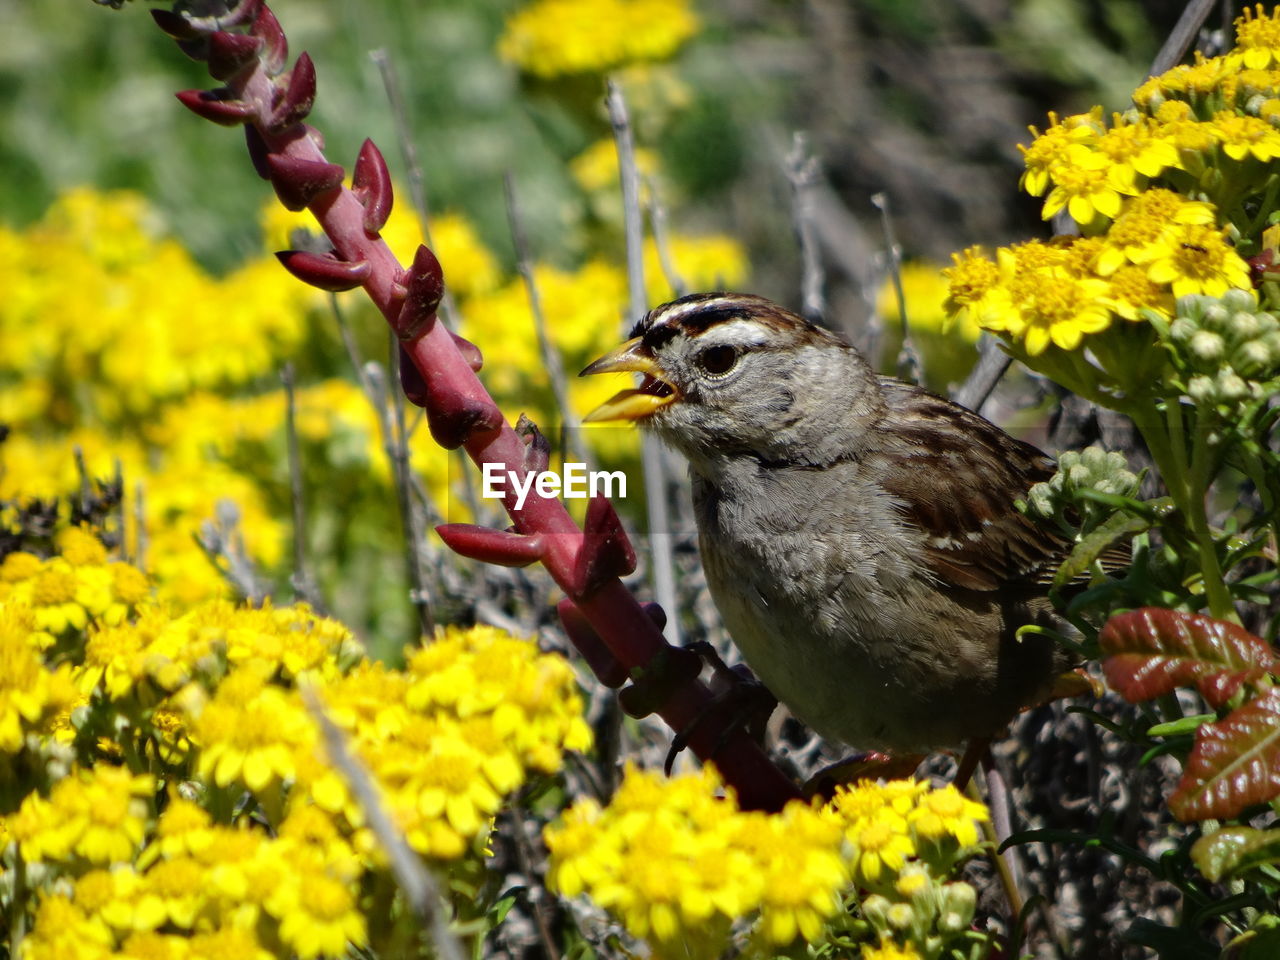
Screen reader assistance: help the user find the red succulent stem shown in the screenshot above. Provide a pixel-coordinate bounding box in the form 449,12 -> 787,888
155,0 -> 799,811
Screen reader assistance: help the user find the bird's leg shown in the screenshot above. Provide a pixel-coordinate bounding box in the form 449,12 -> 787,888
952,736 -> 990,790
657,641 -> 778,776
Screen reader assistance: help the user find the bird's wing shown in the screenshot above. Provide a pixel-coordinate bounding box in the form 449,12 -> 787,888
869,381 -> 1071,593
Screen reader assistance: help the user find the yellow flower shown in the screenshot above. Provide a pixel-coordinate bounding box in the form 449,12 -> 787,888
974,240 -> 1115,355
10,765 -> 153,865
861,939 -> 923,960
1018,112 -> 1097,197
1210,109 -> 1280,161
20,891 -> 115,960
1145,223 -> 1253,298
0,603 -> 77,750
644,233 -> 750,304
1092,115 -> 1181,188
267,861 -> 367,960
1095,188 -> 1217,275
907,784 -> 989,849
749,802 -> 848,945
571,137 -> 660,195
850,809 -> 915,885
1040,145 -> 1131,225
187,926 -> 274,960
188,664 -> 315,792
1106,264 -> 1174,321
1233,4 -> 1280,70
140,856 -> 207,928
546,765 -> 850,954
57,526 -> 109,566
498,0 -> 700,77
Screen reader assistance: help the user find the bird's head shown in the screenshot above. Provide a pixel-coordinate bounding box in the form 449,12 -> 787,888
581,292 -> 882,469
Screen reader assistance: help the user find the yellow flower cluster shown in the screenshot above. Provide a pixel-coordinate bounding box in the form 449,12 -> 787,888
20,798 -> 367,960
498,0 -> 700,78
1,527 -> 149,637
545,766 -> 988,958
0,189 -> 310,426
9,765 -> 153,865
1,521 -> 595,959
952,7 -> 1280,362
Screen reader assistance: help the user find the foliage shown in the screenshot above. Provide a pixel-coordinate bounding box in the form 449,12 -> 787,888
0,515 -> 592,960
3,0 -> 1280,958
946,6 -> 1280,952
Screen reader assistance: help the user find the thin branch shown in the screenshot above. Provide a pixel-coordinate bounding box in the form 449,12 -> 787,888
952,335 -> 1014,414
644,175 -> 688,298
1149,0 -> 1217,76
113,458 -> 127,561
504,172 -> 590,470
304,689 -> 467,960
504,808 -> 563,960
871,191 -> 922,384
133,480 -> 148,573
281,363 -> 327,612
197,499 -> 269,604
327,293 -> 436,637
606,78 -> 681,646
370,48 -> 464,330
784,132 -> 827,324
388,336 -> 437,639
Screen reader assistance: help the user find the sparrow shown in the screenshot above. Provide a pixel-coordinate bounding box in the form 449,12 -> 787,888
581,292 -> 1077,754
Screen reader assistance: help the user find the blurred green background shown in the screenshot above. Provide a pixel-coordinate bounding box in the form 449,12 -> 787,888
3,0 -> 1186,294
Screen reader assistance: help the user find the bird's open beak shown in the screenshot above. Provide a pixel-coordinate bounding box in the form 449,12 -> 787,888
579,337 -> 679,423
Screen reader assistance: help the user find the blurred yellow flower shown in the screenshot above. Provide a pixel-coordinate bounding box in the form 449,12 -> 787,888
10,765 -> 153,865
879,261 -> 981,344
499,0 -> 700,77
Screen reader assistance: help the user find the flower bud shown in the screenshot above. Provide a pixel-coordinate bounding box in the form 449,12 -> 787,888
1222,288 -> 1258,313
1202,303 -> 1230,327
1189,330 -> 1225,361
1218,370 -> 1249,400
1245,93 -> 1271,116
1187,375 -> 1216,402
1233,339 -> 1272,377
938,882 -> 977,933
886,902 -> 917,932
1230,311 -> 1261,341
861,894 -> 892,930
1168,317 -> 1197,342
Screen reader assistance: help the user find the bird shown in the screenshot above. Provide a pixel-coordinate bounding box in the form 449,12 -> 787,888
580,291 -> 1079,758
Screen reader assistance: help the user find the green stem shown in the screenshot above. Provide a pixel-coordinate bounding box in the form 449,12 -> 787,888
1125,398 -> 1235,620
10,853 -> 26,955
1166,399 -> 1236,621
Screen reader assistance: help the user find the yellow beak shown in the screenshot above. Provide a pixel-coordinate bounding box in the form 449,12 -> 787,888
579,337 -> 679,423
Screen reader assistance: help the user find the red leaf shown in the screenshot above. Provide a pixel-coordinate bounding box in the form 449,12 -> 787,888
1169,688 -> 1280,821
1099,608 -> 1277,707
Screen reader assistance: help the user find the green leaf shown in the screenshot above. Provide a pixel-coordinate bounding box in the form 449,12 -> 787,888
1191,826 -> 1280,881
1052,510 -> 1150,591
1099,608 -> 1278,707
1170,688 -> 1280,821
1146,714 -> 1215,737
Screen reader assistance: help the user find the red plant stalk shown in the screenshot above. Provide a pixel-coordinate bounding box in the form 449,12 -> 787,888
154,0 -> 800,811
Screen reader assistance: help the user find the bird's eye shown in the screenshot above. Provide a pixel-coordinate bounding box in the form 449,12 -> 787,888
696,344 -> 739,377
